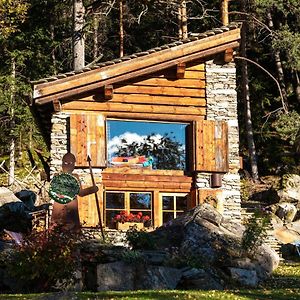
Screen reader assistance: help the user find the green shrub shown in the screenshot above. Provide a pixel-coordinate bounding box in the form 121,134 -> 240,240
2,225 -> 81,292
242,209 -> 271,254
126,226 -> 156,250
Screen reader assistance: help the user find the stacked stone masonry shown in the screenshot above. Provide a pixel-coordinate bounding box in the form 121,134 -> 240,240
205,60 -> 241,222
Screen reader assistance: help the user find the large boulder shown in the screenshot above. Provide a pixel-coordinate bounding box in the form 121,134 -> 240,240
149,204 -> 279,287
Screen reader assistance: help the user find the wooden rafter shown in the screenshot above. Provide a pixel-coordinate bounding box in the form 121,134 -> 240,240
176,62 -> 186,79
104,84 -> 113,100
224,48 -> 234,63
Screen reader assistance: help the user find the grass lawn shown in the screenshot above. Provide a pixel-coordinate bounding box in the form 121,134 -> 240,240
0,262 -> 299,300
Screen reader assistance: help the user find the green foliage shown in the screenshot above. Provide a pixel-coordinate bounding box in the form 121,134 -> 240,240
126,226 -> 156,250
242,209 -> 271,254
120,249 -> 145,264
240,178 -> 252,202
0,0 -> 29,39
273,111 -> 300,145
2,226 -> 81,292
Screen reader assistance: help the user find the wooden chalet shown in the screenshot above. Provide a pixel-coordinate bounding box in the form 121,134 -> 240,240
30,23 -> 242,229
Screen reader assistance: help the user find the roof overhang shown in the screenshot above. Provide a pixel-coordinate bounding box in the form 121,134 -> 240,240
32,27 -> 241,106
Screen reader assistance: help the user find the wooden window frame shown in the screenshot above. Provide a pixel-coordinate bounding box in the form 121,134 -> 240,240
104,190 -> 153,228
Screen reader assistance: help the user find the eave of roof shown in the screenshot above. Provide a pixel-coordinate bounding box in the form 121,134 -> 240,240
32,23 -> 241,106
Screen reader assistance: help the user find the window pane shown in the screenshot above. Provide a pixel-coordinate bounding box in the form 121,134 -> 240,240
106,192 -> 124,209
130,193 -> 151,209
176,195 -> 187,210
163,212 -> 175,224
107,120 -> 187,170
163,196 -> 174,210
106,210 -> 120,229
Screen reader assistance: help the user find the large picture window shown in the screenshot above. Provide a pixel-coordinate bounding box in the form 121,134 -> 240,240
107,119 -> 188,170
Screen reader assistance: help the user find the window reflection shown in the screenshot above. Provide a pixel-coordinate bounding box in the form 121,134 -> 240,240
107,120 -> 187,170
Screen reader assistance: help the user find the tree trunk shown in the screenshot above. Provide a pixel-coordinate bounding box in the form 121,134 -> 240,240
241,0 -> 259,181
178,0 -> 187,39
9,58 -> 16,186
267,11 -> 289,111
119,0 -> 124,57
92,13 -> 99,60
294,71 -> 300,103
73,0 -> 85,71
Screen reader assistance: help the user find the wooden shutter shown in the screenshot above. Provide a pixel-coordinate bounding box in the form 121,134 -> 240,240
70,113 -> 107,167
194,119 -> 228,172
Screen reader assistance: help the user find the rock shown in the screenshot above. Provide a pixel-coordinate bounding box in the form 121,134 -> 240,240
276,202 -> 297,222
97,261 -> 134,291
179,267 -> 223,290
277,174 -> 300,203
252,244 -> 280,279
229,268 -> 258,287
135,266 -> 182,289
140,250 -> 167,265
96,261 -> 181,291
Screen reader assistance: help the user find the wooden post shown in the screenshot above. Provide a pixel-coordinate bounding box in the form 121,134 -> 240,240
221,0 -> 230,26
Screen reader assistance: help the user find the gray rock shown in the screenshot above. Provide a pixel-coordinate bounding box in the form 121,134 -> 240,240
179,267 -> 223,290
136,266 -> 182,289
97,261 -> 134,291
96,261 -> 181,291
229,268 -> 258,287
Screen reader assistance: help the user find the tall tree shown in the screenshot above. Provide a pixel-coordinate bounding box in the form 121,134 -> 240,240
73,0 -> 85,70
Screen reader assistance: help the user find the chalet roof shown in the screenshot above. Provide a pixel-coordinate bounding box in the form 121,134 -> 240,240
30,22 -> 241,147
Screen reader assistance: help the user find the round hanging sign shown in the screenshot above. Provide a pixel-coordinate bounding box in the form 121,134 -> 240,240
49,173 -> 80,204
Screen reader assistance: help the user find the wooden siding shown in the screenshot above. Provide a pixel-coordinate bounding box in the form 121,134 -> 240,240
70,113 -> 107,167
102,172 -> 192,192
194,119 -> 229,172
62,63 -> 206,119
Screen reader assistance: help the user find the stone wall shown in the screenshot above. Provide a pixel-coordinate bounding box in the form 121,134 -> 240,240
50,112 -> 69,176
204,59 -> 241,222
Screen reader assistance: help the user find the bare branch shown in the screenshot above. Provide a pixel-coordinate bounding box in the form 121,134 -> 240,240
235,56 -> 288,113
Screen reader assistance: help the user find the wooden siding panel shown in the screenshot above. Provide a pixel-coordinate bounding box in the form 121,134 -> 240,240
70,113 -> 106,167
195,120 -> 229,172
63,101 -> 206,116
114,85 -> 205,97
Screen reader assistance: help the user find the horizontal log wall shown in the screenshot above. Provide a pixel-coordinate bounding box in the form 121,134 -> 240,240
62,62 -> 206,119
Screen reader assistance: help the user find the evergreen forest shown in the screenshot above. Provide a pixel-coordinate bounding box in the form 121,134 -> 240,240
0,0 -> 300,185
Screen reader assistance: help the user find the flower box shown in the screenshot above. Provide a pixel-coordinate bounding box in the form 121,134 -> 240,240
116,222 -> 144,231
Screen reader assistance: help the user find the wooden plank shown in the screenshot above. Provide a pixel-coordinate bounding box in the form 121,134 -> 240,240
103,180 -> 192,190
153,190 -> 161,228
34,29 -> 240,98
195,120 -> 229,172
147,70 -> 205,80
186,63 -> 205,71
114,85 -> 205,97
102,173 -> 192,183
103,167 -> 184,176
62,101 -> 206,115
87,93 -> 206,107
124,77 -> 206,88
70,113 -> 107,167
35,39 -> 240,104
65,109 -> 205,123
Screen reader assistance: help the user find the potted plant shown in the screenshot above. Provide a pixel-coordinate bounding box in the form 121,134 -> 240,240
113,211 -> 150,230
